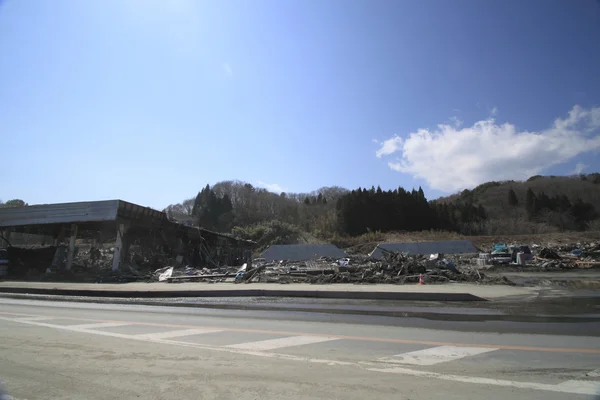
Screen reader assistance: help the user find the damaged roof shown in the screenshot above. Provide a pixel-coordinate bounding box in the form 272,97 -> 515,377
0,200 -> 254,246
261,244 -> 348,261
0,200 -> 163,228
369,240 -> 478,259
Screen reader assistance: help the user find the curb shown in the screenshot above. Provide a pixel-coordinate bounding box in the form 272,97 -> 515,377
2,292 -> 598,324
0,286 -> 487,302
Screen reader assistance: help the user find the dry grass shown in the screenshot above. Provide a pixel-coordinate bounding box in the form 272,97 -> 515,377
466,231 -> 600,250
297,232 -> 329,245
338,230 -> 462,254
337,230 -> 600,254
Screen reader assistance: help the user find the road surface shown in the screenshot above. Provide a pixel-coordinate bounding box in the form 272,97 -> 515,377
0,298 -> 599,399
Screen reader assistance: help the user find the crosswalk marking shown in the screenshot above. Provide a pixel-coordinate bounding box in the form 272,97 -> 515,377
67,322 -> 130,330
367,366 -> 600,396
134,328 -> 223,340
380,345 -> 498,366
585,368 -> 600,378
227,335 -> 339,351
554,380 -> 600,396
1,315 -> 597,396
17,316 -> 55,321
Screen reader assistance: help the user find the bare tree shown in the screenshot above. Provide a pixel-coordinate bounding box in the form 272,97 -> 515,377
181,197 -> 194,216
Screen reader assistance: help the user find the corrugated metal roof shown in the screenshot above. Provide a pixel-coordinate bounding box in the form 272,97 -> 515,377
0,200 -> 121,227
0,200 -> 255,246
369,240 -> 478,259
261,244 -> 348,261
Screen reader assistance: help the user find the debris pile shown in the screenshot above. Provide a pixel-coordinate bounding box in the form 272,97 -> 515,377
153,265 -> 239,283
235,249 -> 506,285
4,246 -> 57,278
539,247 -> 560,260
74,244 -> 170,283
482,242 -> 600,270
4,239 -> 598,285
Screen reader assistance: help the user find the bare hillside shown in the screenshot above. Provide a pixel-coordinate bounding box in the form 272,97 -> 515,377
438,174 -> 600,220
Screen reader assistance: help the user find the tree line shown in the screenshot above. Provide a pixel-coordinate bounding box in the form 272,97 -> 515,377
336,186 -> 486,236
522,188 -> 597,230
165,181 -> 493,240
0,199 -> 27,208
165,181 -> 344,238
5,175 -> 598,245
167,180 -> 599,240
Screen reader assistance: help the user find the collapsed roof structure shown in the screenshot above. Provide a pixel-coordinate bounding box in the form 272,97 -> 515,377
369,240 -> 478,259
0,200 -> 254,271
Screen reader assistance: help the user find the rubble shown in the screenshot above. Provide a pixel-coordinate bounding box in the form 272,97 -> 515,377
4,237 -> 598,286
229,248 -> 508,285
539,248 -> 560,260
482,241 -> 600,271
213,241 -> 600,286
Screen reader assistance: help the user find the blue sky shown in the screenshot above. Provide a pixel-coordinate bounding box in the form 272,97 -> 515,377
1,0 -> 600,209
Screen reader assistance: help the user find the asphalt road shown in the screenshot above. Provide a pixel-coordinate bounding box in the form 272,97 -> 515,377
0,299 -> 599,399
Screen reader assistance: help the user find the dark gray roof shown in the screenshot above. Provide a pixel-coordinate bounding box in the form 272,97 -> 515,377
261,244 -> 348,261
369,240 -> 478,259
0,200 -> 254,246
0,200 -> 165,228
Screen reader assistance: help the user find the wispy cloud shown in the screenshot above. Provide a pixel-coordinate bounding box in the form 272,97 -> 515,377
376,105 -> 600,193
449,116 -> 463,128
375,135 -> 403,158
490,106 -> 498,116
223,62 -> 233,76
257,181 -> 287,193
571,162 -> 588,175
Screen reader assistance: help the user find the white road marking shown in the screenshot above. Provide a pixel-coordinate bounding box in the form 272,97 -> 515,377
380,345 -> 498,366
367,366 -> 600,396
1,316 -> 598,396
67,322 -> 130,330
226,335 -> 338,351
134,328 -> 223,340
555,380 -> 600,395
585,368 -> 600,378
0,317 -> 134,339
16,316 -> 55,321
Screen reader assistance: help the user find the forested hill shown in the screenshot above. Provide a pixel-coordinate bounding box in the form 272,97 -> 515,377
433,173 -> 600,233
4,176 -> 598,247
161,174 -> 600,245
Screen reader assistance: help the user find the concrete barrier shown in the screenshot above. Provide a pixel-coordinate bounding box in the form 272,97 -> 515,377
0,286 -> 486,301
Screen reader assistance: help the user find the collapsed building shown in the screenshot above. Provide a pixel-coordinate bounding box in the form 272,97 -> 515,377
0,200 -> 254,278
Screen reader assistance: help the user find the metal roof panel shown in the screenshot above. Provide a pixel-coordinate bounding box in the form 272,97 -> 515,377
261,244 -> 347,261
0,200 -> 120,227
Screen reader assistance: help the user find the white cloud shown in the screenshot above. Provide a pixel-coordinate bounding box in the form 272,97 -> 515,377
571,162 -> 588,175
378,105 -> 600,193
257,181 -> 287,193
449,116 -> 463,128
375,135 -> 403,158
490,106 -> 498,116
223,63 -> 233,76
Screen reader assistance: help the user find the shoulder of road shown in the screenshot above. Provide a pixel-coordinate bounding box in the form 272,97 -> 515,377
0,280 -> 548,301
2,281 -> 600,326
